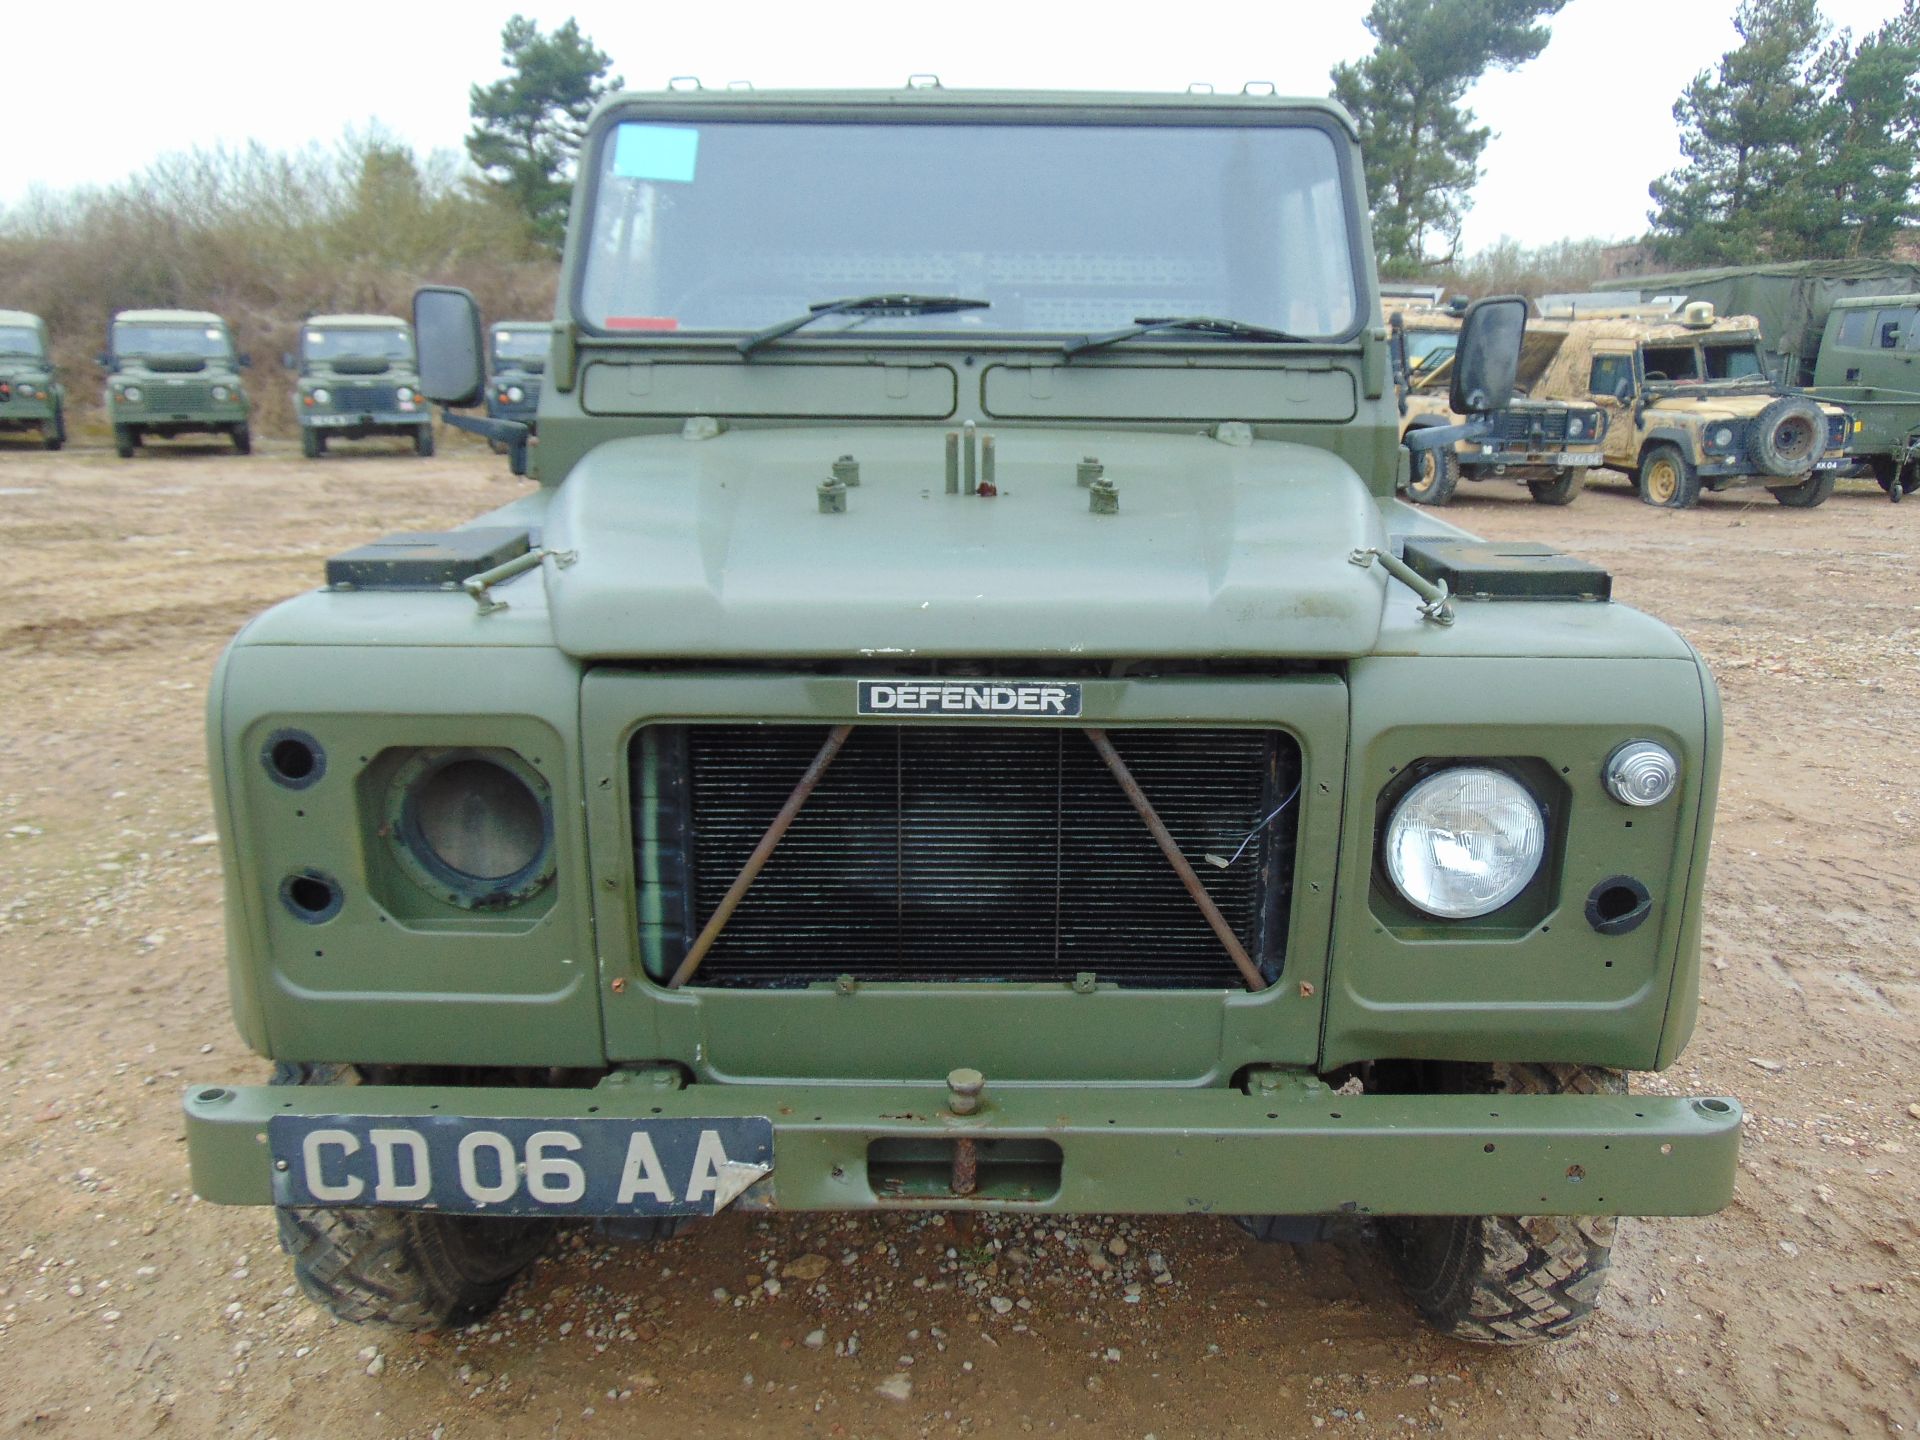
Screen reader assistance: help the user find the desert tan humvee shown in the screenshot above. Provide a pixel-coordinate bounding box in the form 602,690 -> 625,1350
1390,301 -> 1606,506
1531,301 -> 1851,509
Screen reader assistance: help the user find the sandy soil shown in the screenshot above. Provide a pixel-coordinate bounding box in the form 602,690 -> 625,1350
0,442 -> 1915,1440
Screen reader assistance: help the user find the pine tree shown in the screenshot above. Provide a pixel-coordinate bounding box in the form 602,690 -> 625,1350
467,16 -> 621,250
1332,0 -> 1569,272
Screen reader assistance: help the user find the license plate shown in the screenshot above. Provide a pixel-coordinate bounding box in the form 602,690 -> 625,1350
309,415 -> 372,427
269,1114 -> 774,1217
1813,458 -> 1845,470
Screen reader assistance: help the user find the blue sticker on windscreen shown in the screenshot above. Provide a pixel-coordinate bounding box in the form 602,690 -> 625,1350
612,124 -> 700,182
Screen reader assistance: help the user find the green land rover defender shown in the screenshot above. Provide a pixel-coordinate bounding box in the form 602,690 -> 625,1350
103,308 -> 252,457
0,309 -> 66,450
184,87 -> 1740,1343
292,313 -> 435,459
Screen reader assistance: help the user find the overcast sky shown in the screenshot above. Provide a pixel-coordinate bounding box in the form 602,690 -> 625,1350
7,0 -> 1911,251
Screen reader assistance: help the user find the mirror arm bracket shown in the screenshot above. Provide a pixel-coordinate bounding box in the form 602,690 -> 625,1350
440,410 -> 532,476
1349,546 -> 1455,626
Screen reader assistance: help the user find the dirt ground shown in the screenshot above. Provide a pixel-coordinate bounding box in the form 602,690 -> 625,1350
0,441 -> 1915,1440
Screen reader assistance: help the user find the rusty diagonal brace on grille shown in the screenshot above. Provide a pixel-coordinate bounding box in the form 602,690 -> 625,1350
1082,728 -> 1269,993
666,721 -> 1266,995
667,724 -> 855,989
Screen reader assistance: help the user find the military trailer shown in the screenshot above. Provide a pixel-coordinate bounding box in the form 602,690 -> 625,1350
1533,301 -> 1850,508
292,314 -> 434,459
1388,302 -> 1606,506
103,308 -> 251,457
0,309 -> 64,450
1602,262 -> 1920,500
183,86 -> 1740,1344
486,321 -> 549,434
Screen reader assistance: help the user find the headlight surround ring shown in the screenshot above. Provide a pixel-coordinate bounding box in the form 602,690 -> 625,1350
1382,765 -> 1547,920
385,746 -> 555,910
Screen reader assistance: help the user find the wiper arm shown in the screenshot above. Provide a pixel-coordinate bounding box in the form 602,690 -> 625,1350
1064,314 -> 1303,359
737,294 -> 990,357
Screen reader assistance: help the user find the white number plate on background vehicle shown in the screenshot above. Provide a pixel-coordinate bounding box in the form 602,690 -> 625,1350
309,415 -> 376,427
268,1115 -> 774,1217
1813,458 -> 1846,470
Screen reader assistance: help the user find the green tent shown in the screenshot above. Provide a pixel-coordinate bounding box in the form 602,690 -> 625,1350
1600,260 -> 1920,384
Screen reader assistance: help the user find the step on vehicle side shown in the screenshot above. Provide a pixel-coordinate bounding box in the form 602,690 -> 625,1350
485,321 -> 549,439
103,308 -> 252,456
183,86 -> 1740,1343
1388,299 -> 1606,506
0,310 -> 66,451
1533,301 -> 1851,509
292,314 -> 435,458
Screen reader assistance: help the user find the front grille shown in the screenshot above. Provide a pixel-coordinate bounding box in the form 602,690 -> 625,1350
1488,407 -> 1572,445
331,384 -> 395,411
632,724 -> 1299,989
151,380 -> 213,408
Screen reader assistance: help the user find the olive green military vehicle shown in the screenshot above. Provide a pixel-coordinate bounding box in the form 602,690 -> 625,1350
1534,301 -> 1850,508
183,86 -> 1739,1344
103,308 -> 252,456
292,314 -> 435,458
1388,301 -> 1606,506
0,309 -> 65,450
486,321 -> 549,433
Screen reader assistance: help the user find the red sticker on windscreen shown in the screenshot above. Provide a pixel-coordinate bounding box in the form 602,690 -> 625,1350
605,316 -> 680,331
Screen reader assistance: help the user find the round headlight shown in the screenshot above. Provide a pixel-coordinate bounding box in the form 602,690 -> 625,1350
1384,766 -> 1546,919
397,386 -> 414,402
507,385 -> 525,403
1713,427 -> 1733,447
311,386 -> 331,405
211,385 -> 229,401
120,384 -> 142,403
1604,741 -> 1679,807
1567,416 -> 1585,438
391,750 -> 554,908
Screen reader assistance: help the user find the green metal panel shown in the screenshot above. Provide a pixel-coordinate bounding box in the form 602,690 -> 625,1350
1322,655 -> 1714,1071
214,643 -> 606,1067
182,1076 -> 1742,1217
580,672 -> 1350,1080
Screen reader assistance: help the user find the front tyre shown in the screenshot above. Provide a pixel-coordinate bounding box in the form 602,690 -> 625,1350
1770,469 -> 1835,508
1385,1062 -> 1622,1344
1405,441 -> 1459,506
300,427 -> 324,460
1527,469 -> 1584,506
42,408 -> 64,452
231,422 -> 253,455
414,423 -> 435,458
270,1062 -> 553,1329
113,423 -> 138,459
1637,443 -> 1700,508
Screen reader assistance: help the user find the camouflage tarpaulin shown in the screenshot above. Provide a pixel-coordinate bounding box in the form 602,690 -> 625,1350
1601,261 -> 1920,384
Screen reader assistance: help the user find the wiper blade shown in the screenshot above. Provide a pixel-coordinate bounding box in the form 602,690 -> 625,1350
737,294 -> 990,357
1064,314 -> 1303,359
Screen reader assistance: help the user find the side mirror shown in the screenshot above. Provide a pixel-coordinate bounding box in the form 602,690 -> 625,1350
1614,378 -> 1633,403
281,351 -> 295,370
96,350 -> 112,369
237,352 -> 253,369
1448,295 -> 1528,416
414,285 -> 486,407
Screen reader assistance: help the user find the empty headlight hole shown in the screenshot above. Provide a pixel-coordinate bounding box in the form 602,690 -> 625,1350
263,729 -> 325,789
388,748 -> 555,909
280,870 -> 343,923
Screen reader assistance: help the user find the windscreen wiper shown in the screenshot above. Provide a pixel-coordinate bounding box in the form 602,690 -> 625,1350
737,294 -> 990,357
1064,315 -> 1303,359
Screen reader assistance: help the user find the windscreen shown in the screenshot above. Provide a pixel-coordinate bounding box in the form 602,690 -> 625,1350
304,326 -> 414,363
114,323 -> 232,360
493,328 -> 550,362
0,325 -> 43,358
1703,343 -> 1764,380
580,118 -> 1359,339
1404,331 -> 1457,370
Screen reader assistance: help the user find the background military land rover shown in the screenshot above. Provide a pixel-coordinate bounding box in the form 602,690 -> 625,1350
292,314 -> 434,458
1388,298 -> 1606,506
1534,302 -> 1850,508
1602,261 -> 1919,499
485,321 -> 549,434
0,309 -> 65,450
184,87 -> 1740,1344
102,308 -> 251,457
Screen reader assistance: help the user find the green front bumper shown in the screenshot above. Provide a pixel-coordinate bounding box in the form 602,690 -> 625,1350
183,1075 -> 1741,1218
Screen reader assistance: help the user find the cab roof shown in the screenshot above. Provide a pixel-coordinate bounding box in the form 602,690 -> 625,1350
113,308 -> 228,326
306,313 -> 410,329
589,85 -> 1359,136
0,309 -> 45,329
1830,293 -> 1920,312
